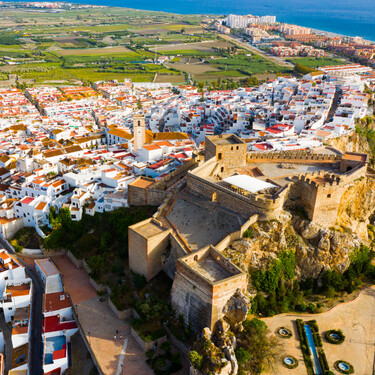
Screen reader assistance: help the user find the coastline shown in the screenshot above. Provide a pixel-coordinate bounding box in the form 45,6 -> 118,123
5,0 -> 375,43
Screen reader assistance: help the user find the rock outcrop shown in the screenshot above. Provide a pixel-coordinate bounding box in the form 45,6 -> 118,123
223,211 -> 363,279
222,289 -> 251,330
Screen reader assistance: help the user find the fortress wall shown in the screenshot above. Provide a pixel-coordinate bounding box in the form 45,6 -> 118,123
246,151 -> 341,164
171,258 -> 247,332
128,219 -> 171,281
340,164 -> 367,184
128,160 -> 196,206
146,230 -> 172,281
211,275 -> 247,327
205,137 -> 247,167
187,172 -> 284,219
162,233 -> 189,280
128,184 -> 169,206
171,262 -> 214,331
128,228 -> 149,280
152,159 -> 197,190
216,214 -> 259,252
288,177 -> 346,227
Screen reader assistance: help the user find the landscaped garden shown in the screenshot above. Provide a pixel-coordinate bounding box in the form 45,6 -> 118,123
296,319 -> 331,375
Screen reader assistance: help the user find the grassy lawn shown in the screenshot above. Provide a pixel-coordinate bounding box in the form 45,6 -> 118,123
287,57 -> 346,68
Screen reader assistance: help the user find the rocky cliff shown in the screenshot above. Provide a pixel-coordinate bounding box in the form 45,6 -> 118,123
337,176 -> 375,239
223,211 -> 363,280
326,131 -> 370,154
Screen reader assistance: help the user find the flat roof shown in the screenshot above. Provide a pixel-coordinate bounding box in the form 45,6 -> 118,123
10,343 -> 28,370
190,254 -> 231,283
44,292 -> 71,313
35,258 -> 60,277
130,176 -> 154,189
223,174 -> 276,194
132,219 -> 168,238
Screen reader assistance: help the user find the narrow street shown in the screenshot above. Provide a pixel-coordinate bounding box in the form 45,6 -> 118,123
0,237 -> 43,375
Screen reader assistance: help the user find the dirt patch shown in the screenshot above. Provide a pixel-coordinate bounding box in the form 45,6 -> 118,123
167,62 -> 218,74
154,74 -> 186,83
58,46 -> 131,56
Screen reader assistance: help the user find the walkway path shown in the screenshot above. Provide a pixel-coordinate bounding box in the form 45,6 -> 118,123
52,255 -> 152,375
263,286 -> 375,374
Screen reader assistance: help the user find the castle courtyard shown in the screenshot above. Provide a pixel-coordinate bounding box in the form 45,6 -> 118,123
167,194 -> 244,250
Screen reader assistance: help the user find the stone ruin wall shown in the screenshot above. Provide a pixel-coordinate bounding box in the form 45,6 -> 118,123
171,257 -> 247,333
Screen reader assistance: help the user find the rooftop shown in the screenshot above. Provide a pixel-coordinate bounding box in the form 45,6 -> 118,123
10,343 -> 28,370
190,254 -> 231,282
35,258 -> 60,277
44,291 -> 71,313
129,176 -> 154,189
131,218 -> 169,239
180,245 -> 243,284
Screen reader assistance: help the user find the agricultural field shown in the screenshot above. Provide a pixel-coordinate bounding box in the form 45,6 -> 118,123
286,56 -> 347,68
151,40 -> 232,52
57,46 -> 132,56
0,4 -> 292,85
166,62 -> 219,75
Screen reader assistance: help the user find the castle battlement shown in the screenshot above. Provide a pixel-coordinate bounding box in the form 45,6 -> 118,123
246,150 -> 341,163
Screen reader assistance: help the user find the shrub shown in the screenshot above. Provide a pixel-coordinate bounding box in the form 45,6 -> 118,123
132,272 -> 147,289
189,350 -> 203,370
243,228 -> 253,238
325,285 -> 336,298
334,360 -> 354,374
10,239 -> 23,253
325,329 -> 345,344
282,356 -> 298,369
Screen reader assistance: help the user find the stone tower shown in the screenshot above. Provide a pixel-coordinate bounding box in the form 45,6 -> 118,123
133,114 -> 146,151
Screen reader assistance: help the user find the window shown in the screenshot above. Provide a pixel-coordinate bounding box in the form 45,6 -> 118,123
221,167 -> 224,172
236,146 -> 239,150
327,194 -> 331,198
218,153 -> 222,160
231,146 -> 234,151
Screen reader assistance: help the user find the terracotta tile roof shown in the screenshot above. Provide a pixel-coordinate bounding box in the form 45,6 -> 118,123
108,128 -> 133,140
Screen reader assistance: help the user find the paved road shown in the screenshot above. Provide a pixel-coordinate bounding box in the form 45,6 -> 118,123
0,237 -> 43,375
220,34 -> 294,68
325,87 -> 341,124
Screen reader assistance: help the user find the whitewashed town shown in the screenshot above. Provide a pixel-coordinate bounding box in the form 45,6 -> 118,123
0,43 -> 375,375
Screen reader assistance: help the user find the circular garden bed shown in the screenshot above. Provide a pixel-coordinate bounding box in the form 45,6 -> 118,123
277,327 -> 292,339
325,329 -> 345,344
282,356 -> 298,369
334,360 -> 354,374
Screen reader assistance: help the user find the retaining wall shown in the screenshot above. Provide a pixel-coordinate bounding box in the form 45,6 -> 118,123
130,326 -> 167,351
67,250 -> 82,269
107,297 -> 133,321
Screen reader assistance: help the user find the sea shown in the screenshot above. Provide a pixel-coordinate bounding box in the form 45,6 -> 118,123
11,0 -> 375,42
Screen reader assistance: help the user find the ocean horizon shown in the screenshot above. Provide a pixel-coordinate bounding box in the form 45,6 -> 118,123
9,0 -> 375,42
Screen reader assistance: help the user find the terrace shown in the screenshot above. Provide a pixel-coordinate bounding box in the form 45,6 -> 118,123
44,335 -> 67,365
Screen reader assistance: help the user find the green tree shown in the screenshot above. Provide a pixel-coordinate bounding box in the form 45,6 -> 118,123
189,351 -> 203,370
279,250 -> 295,280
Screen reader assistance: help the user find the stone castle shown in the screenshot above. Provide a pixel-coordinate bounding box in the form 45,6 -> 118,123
128,134 -> 369,332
